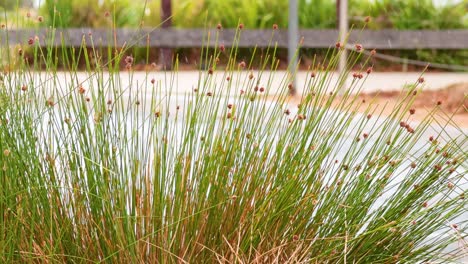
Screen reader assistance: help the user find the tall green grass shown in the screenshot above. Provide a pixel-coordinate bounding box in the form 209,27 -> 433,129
0,12 -> 467,263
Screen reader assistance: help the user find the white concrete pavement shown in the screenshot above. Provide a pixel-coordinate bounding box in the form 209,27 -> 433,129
26,71 -> 467,95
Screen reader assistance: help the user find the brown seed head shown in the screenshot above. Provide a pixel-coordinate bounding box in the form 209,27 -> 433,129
18,48 -> 23,56
437,100 -> 442,106
21,85 -> 27,92
310,72 -> 316,78
125,55 -> 134,65
288,83 -> 293,90
335,42 -> 342,49
206,92 -> 213,96
239,61 -> 246,68
366,66 -> 373,74
367,114 -> 372,119
259,87 -> 265,93
355,44 -> 363,51
104,11 -> 110,17
151,78 -> 155,84
208,68 -> 213,75
293,235 -> 299,241
216,23 -> 222,30
370,49 -> 377,56
410,162 -> 416,168
364,16 -> 371,23
363,133 -> 368,139
409,108 -> 415,115
37,16 -> 43,22
78,86 -> 86,94
28,38 -> 34,45
284,109 -> 290,115
418,77 -> 424,83
220,44 -> 225,52
227,104 -> 233,109
238,23 -> 244,29
46,98 -> 54,107
273,24 -> 278,30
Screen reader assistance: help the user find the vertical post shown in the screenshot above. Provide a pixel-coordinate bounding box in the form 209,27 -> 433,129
160,0 -> 173,70
338,0 -> 348,73
288,0 -> 298,95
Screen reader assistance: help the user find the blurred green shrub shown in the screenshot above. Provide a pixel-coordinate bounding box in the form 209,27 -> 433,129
42,0 -> 145,28
31,0 -> 467,30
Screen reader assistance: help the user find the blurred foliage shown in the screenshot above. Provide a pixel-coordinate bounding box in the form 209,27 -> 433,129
299,0 -> 336,29
1,0 -> 462,29
0,0 -> 34,10
1,0 -> 466,70
350,0 -> 468,29
41,0 -> 145,28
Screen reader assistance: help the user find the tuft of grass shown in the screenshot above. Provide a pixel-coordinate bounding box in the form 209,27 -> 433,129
0,10 -> 467,264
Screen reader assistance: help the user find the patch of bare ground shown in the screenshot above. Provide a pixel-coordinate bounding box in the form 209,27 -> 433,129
360,82 -> 467,127
285,82 -> 467,128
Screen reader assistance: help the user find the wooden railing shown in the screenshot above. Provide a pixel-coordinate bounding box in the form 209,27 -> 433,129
2,29 -> 468,49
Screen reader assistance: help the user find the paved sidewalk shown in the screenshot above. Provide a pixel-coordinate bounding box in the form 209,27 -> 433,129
29,71 -> 467,95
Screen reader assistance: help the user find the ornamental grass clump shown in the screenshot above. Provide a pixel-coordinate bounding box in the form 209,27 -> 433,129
0,13 -> 467,264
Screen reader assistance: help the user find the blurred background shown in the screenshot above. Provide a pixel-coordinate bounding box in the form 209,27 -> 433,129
0,0 -> 467,71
